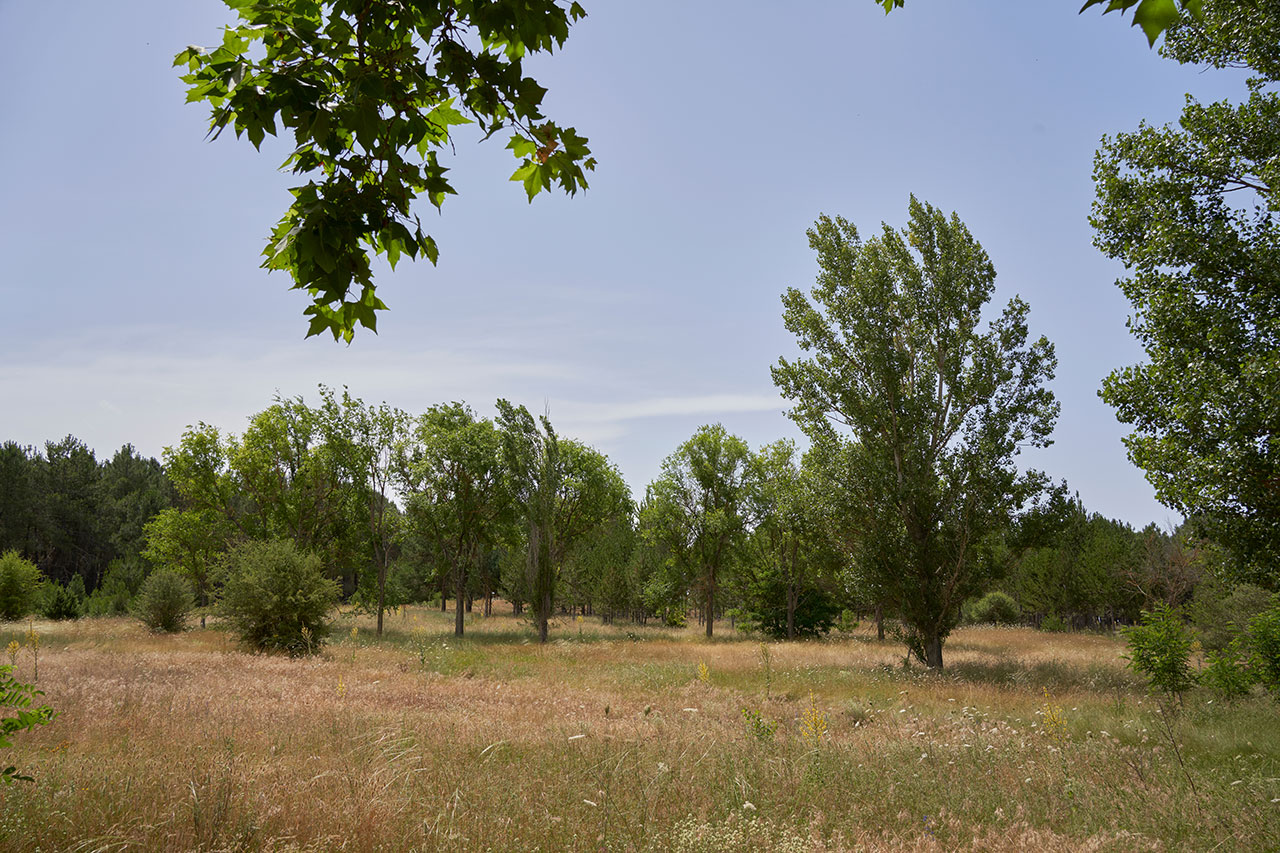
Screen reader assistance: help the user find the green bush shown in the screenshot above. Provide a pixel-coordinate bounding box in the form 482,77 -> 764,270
1245,604 -> 1280,697
132,570 -> 195,633
1039,613 -> 1069,633
0,552 -> 42,622
1123,603 -> 1198,701
85,560 -> 148,617
41,583 -> 82,621
219,540 -> 339,654
968,591 -> 1021,625
1201,638 -> 1254,701
1192,580 -> 1274,653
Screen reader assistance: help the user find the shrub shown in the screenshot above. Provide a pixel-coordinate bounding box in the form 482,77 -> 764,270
84,560 -> 147,617
0,552 -> 42,622
219,540 -> 339,654
1201,638 -> 1254,701
132,570 -> 195,633
968,591 -> 1021,625
41,583 -> 82,621
1245,604 -> 1280,697
1123,603 -> 1198,701
1192,580 -> 1274,653
1039,613 -> 1069,633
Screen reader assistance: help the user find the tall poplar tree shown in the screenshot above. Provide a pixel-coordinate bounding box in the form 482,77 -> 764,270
774,197 -> 1058,668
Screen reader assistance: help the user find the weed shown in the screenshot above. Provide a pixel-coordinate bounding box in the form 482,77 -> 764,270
799,692 -> 828,749
697,660 -> 710,685
740,707 -> 777,742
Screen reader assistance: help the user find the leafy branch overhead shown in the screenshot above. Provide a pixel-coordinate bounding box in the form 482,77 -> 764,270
878,0 -> 1202,45
176,0 -> 594,342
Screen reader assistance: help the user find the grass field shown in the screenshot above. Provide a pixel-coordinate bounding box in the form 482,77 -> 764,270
1,607 -> 1277,852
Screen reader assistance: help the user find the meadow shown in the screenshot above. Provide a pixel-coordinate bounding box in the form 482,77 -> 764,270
1,608 -> 1277,852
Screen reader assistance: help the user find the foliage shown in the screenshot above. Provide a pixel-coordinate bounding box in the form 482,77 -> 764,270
1123,603 -> 1198,700
133,570 -> 196,634
1246,604 -> 1280,696
317,386 -> 411,635
175,0 -> 593,341
41,583 -> 82,621
1039,614 -> 1070,633
142,508 -> 229,628
218,539 -> 340,654
740,707 -> 777,742
774,197 -> 1058,668
1200,638 -> 1254,701
397,403 -> 509,637
0,440 -> 173,596
84,559 -> 147,617
0,664 -> 55,785
496,400 -> 631,642
1190,578 -> 1274,652
738,440 -> 843,640
798,692 -> 828,749
1093,0 -> 1280,586
0,552 -> 42,622
967,590 -> 1021,625
641,425 -> 751,638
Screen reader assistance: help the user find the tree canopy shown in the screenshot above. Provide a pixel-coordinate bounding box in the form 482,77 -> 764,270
1092,0 -> 1280,586
774,197 -> 1058,668
176,0 -> 593,341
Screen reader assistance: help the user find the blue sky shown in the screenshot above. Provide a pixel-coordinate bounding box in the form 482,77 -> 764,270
0,1 -> 1251,527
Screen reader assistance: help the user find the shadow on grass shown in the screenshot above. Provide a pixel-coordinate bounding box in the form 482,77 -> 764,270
943,658 -> 1138,693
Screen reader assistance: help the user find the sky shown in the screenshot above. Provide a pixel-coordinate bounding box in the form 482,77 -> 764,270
0,1 -> 1253,528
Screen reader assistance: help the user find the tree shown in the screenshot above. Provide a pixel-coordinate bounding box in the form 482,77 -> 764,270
878,0 -> 1201,46
1093,0 -> 1280,586
773,197 -> 1058,668
642,424 -> 752,638
398,403 -> 508,637
496,400 -> 631,642
176,0 -> 593,341
740,440 -> 842,640
319,386 -> 412,635
142,508 -> 229,628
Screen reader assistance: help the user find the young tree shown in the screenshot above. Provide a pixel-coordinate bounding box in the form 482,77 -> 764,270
642,424 -> 752,638
740,440 -> 842,640
496,400 -> 631,642
1093,0 -> 1280,587
175,0 -> 593,342
141,508 -> 229,628
319,387 -> 412,636
774,197 -> 1058,668
398,403 -> 508,637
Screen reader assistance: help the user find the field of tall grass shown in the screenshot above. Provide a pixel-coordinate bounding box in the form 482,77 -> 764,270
1,607 -> 1277,851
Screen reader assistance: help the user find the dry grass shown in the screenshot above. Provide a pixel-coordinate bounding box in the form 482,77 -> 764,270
0,609 -> 1276,852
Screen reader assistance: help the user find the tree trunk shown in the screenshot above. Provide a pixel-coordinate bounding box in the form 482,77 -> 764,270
454,561 -> 465,637
705,588 -> 714,639
375,557 -> 387,637
875,604 -> 885,641
786,583 -> 798,640
925,633 -> 943,669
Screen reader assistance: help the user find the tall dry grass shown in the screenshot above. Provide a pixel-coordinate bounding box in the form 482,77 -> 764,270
0,609 -> 1275,851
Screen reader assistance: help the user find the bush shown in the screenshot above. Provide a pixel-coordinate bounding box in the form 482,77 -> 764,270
1201,639 -> 1254,701
1245,604 -> 1280,697
41,583 -> 82,621
968,591 -> 1021,625
1039,613 -> 1069,633
0,553 -> 42,622
85,560 -> 148,617
1123,603 -> 1198,701
1192,580 -> 1274,652
219,540 -> 339,654
132,570 -> 195,633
